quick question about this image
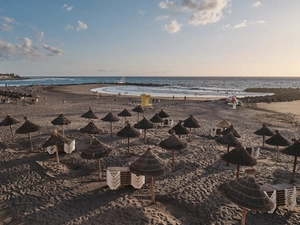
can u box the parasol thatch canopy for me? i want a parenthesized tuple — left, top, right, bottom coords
(117, 122, 140, 156)
(0, 114, 20, 142)
(254, 124, 274, 147)
(157, 109, 169, 119)
(129, 147, 171, 204)
(80, 121, 103, 134)
(183, 115, 200, 128)
(216, 119, 231, 129)
(42, 130, 72, 164)
(101, 112, 120, 122)
(220, 125, 241, 138)
(265, 130, 290, 162)
(168, 120, 190, 138)
(159, 130, 188, 171)
(221, 144, 257, 178)
(81, 108, 98, 120)
(218, 168, 274, 225)
(150, 113, 163, 123)
(281, 138, 300, 182)
(81, 137, 113, 180)
(51, 114, 71, 136)
(16, 117, 41, 152)
(118, 108, 132, 117)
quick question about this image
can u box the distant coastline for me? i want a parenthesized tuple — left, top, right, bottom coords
(0, 73, 29, 80)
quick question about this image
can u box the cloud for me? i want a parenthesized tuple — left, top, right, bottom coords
(138, 10, 146, 15)
(0, 23, 13, 32)
(159, 0, 231, 26)
(98, 69, 117, 72)
(62, 4, 74, 11)
(0, 38, 64, 60)
(221, 24, 231, 30)
(253, 20, 266, 24)
(65, 25, 74, 30)
(76, 20, 88, 31)
(251, 1, 262, 7)
(0, 16, 15, 23)
(155, 15, 169, 21)
(233, 20, 247, 29)
(162, 20, 181, 34)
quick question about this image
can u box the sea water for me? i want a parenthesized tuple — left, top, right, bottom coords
(0, 76, 299, 98)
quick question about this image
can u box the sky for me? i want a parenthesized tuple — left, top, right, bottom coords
(0, 0, 299, 77)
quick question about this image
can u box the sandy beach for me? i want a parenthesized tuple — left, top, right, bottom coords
(0, 84, 299, 225)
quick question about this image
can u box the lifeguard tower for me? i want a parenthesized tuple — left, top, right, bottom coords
(141, 93, 152, 107)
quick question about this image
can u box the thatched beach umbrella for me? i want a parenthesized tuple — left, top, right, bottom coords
(42, 130, 72, 164)
(16, 116, 41, 152)
(183, 115, 200, 139)
(254, 124, 274, 147)
(80, 121, 103, 145)
(134, 117, 154, 144)
(218, 168, 274, 225)
(0, 114, 20, 142)
(51, 114, 71, 136)
(81, 108, 98, 121)
(157, 109, 169, 119)
(221, 144, 257, 178)
(221, 125, 241, 138)
(101, 112, 120, 137)
(118, 108, 132, 123)
(150, 113, 163, 134)
(168, 120, 190, 138)
(265, 130, 290, 162)
(117, 121, 140, 156)
(159, 130, 187, 172)
(129, 147, 171, 204)
(216, 119, 231, 130)
(81, 137, 113, 180)
(132, 105, 144, 122)
(281, 138, 300, 182)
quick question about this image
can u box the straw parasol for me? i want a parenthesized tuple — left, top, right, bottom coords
(16, 116, 41, 152)
(159, 130, 187, 172)
(215, 132, 241, 166)
(157, 109, 169, 119)
(265, 130, 290, 162)
(150, 113, 163, 134)
(80, 121, 103, 145)
(81, 137, 113, 180)
(129, 147, 171, 204)
(51, 114, 71, 136)
(81, 107, 98, 121)
(0, 114, 20, 142)
(254, 124, 274, 148)
(218, 168, 274, 225)
(281, 138, 300, 182)
(168, 120, 190, 138)
(221, 144, 257, 178)
(118, 108, 132, 123)
(116, 121, 140, 156)
(216, 119, 231, 129)
(221, 125, 241, 138)
(134, 117, 154, 144)
(183, 115, 200, 139)
(132, 105, 144, 122)
(42, 130, 72, 164)
(101, 112, 120, 137)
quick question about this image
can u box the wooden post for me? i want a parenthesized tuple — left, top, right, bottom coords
(172, 149, 175, 172)
(262, 135, 265, 147)
(28, 133, 33, 152)
(127, 137, 130, 156)
(241, 207, 247, 225)
(62, 125, 64, 136)
(226, 144, 230, 166)
(56, 145, 59, 164)
(89, 134, 93, 146)
(110, 122, 113, 137)
(144, 130, 146, 144)
(291, 156, 297, 182)
(276, 146, 279, 162)
(10, 125, 14, 142)
(98, 159, 102, 180)
(236, 164, 240, 178)
(150, 176, 155, 204)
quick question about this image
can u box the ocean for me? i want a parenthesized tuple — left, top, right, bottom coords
(0, 76, 299, 98)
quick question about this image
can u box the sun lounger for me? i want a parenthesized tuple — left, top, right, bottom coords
(245, 146, 260, 158)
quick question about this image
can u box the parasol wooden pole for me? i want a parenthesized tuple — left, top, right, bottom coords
(291, 156, 297, 182)
(226, 144, 230, 166)
(89, 134, 93, 145)
(137, 113, 140, 122)
(241, 207, 247, 225)
(236, 164, 240, 178)
(62, 125, 64, 136)
(172, 149, 175, 172)
(28, 132, 33, 152)
(127, 136, 130, 156)
(56, 145, 59, 164)
(276, 146, 279, 162)
(262, 135, 265, 147)
(98, 159, 102, 180)
(110, 122, 113, 137)
(144, 129, 146, 144)
(9, 125, 14, 142)
(150, 176, 155, 204)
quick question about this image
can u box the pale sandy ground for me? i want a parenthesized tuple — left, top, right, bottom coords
(0, 84, 300, 225)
